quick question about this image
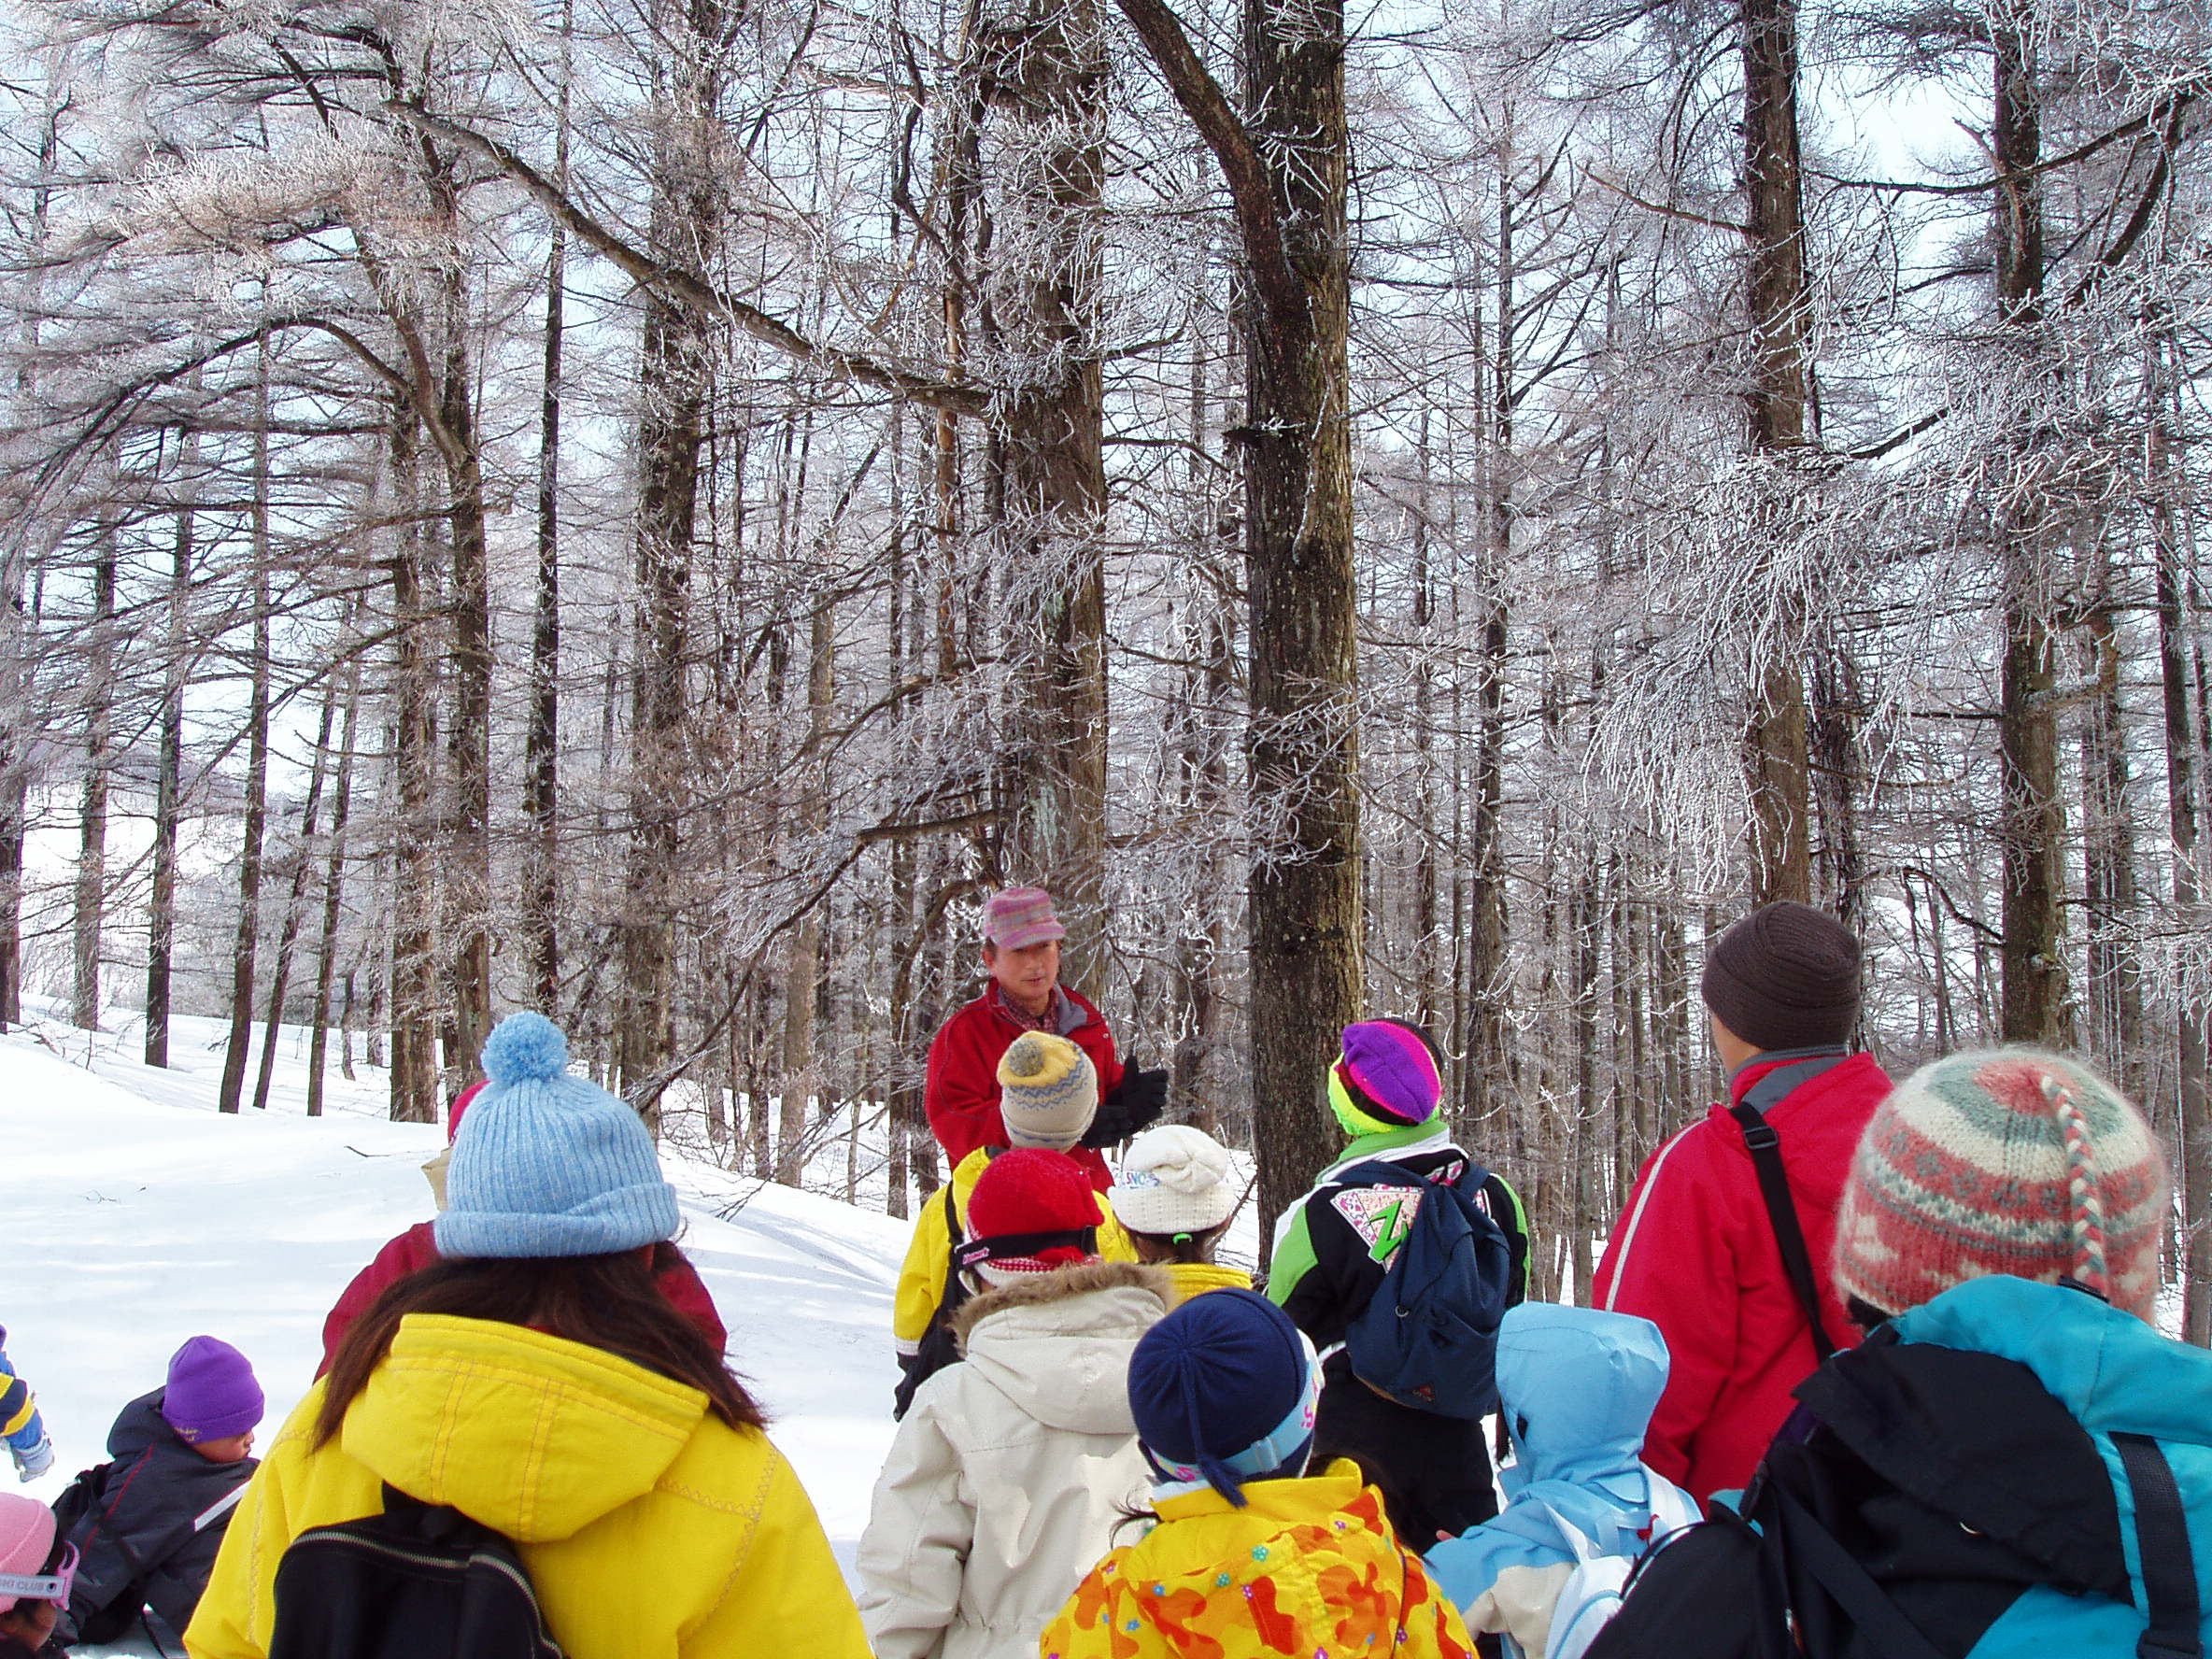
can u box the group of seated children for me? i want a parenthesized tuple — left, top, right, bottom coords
(0, 1334, 265, 1654)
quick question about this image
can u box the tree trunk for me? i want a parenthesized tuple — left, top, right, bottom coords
(72, 533, 115, 1031)
(251, 681, 338, 1113)
(1992, 1, 2071, 1045)
(525, 0, 572, 1012)
(777, 597, 835, 1185)
(306, 648, 362, 1119)
(2078, 593, 2142, 1095)
(218, 354, 274, 1115)
(617, 1, 722, 1117)
(985, 0, 1112, 985)
(1810, 649, 1866, 930)
(1465, 166, 1514, 1126)
(1116, 0, 1363, 1227)
(146, 475, 193, 1068)
(2150, 330, 2212, 1341)
(1739, 0, 1814, 906)
(1169, 330, 1234, 1134)
(437, 275, 496, 1086)
(389, 406, 441, 1125)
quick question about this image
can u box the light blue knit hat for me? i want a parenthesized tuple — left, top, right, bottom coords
(433, 1013, 682, 1260)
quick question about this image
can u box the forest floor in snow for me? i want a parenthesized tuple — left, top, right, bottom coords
(2, 1007, 910, 1655)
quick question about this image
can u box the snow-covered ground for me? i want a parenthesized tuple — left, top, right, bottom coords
(1, 1009, 909, 1652)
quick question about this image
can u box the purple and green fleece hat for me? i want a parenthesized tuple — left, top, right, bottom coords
(1327, 1020, 1443, 1136)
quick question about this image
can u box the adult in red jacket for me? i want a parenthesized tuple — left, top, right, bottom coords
(924, 886, 1166, 1193)
(1591, 900, 1892, 1508)
(317, 1083, 727, 1376)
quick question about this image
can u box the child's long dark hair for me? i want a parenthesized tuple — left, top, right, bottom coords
(318, 1242, 761, 1448)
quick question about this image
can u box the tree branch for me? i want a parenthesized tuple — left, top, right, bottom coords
(2067, 95, 2194, 309)
(1585, 168, 1749, 235)
(389, 104, 989, 416)
(1107, 0, 1307, 333)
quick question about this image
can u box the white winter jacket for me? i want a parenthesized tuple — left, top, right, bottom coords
(858, 1259, 1171, 1659)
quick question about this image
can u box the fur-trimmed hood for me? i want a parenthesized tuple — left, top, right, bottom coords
(951, 1258, 1172, 1342)
(949, 1259, 1171, 1436)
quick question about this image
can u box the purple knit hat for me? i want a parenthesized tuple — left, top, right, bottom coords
(160, 1337, 263, 1444)
(1332, 1021, 1443, 1130)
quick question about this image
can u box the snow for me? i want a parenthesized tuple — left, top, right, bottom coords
(0, 1010, 908, 1652)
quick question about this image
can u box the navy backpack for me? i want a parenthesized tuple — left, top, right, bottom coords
(1340, 1157, 1514, 1419)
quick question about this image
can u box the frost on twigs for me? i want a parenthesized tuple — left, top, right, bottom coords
(109, 135, 366, 267)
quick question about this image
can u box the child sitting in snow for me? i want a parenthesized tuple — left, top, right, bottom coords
(1113, 1125, 1251, 1303)
(50, 1336, 264, 1649)
(1044, 1289, 1476, 1659)
(1425, 1304, 1699, 1659)
(862, 1147, 1170, 1659)
(0, 1494, 71, 1659)
(0, 1329, 50, 1483)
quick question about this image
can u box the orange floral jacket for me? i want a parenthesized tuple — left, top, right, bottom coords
(1042, 1461, 1475, 1659)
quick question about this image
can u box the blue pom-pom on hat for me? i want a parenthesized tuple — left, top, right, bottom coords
(435, 1012, 680, 1261)
(480, 1010, 570, 1085)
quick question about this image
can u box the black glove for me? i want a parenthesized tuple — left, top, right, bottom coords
(1083, 1066, 1170, 1147)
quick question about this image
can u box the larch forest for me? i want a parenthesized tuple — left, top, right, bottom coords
(6, 0, 2212, 1324)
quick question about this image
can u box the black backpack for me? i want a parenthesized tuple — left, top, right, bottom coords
(894, 1184, 978, 1420)
(50, 1460, 146, 1647)
(267, 1484, 562, 1659)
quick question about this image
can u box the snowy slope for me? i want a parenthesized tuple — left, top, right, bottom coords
(0, 1014, 907, 1650)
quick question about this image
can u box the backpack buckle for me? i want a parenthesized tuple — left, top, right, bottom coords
(1740, 1121, 1780, 1154)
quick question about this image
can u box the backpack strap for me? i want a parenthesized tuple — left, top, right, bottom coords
(1771, 1484, 1946, 1659)
(2114, 1433, 2203, 1659)
(938, 1181, 971, 1319)
(1726, 1050, 1849, 1363)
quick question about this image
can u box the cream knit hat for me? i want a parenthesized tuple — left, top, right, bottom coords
(1114, 1124, 1241, 1236)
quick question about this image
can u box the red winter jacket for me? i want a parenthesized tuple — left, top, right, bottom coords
(923, 985, 1124, 1191)
(1590, 1049, 1893, 1506)
(316, 1224, 729, 1378)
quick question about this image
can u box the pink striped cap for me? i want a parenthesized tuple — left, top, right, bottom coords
(984, 887, 1066, 951)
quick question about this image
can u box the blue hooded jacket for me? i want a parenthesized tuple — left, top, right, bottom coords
(1425, 1304, 1698, 1634)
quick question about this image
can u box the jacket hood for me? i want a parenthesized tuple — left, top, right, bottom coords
(1163, 1261, 1255, 1302)
(953, 1260, 1170, 1435)
(1135, 1462, 1439, 1646)
(1895, 1274, 2206, 1442)
(107, 1390, 180, 1461)
(339, 1313, 709, 1543)
(1497, 1303, 1670, 1493)
(1707, 1050, 1892, 1208)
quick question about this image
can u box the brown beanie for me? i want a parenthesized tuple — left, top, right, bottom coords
(1700, 900, 1861, 1051)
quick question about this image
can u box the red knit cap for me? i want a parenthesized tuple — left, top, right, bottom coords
(965, 1149, 1099, 1273)
(1835, 1049, 2167, 1321)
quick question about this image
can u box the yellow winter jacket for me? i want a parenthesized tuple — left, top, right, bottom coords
(894, 1147, 1135, 1352)
(186, 1313, 867, 1659)
(1042, 1460, 1475, 1659)
(1159, 1261, 1255, 1306)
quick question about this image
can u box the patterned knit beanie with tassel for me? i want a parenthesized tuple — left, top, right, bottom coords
(1834, 1048, 2167, 1322)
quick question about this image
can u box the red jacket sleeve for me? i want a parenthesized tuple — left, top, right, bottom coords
(319, 1224, 438, 1379)
(925, 1006, 1002, 1170)
(1591, 1124, 1739, 1495)
(654, 1250, 729, 1354)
